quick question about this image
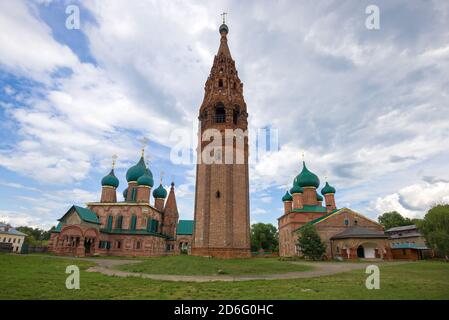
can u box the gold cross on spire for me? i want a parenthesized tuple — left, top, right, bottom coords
(111, 154, 118, 169)
(221, 12, 227, 24)
(160, 171, 165, 184)
(139, 137, 149, 157)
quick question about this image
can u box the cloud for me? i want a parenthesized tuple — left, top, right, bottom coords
(1, 1, 449, 228)
(373, 181, 449, 218)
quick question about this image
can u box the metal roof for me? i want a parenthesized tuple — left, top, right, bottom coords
(176, 220, 194, 235)
(0, 223, 27, 236)
(385, 225, 417, 233)
(331, 226, 388, 240)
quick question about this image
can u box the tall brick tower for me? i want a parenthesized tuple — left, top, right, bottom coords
(192, 17, 251, 258)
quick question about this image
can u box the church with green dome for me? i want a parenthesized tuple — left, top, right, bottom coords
(48, 151, 194, 257)
(279, 160, 393, 260)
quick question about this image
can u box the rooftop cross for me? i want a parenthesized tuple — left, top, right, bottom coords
(221, 12, 227, 24)
(139, 137, 149, 157)
(111, 154, 118, 169)
(160, 170, 164, 184)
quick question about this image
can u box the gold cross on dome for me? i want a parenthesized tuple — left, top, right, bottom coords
(160, 171, 165, 184)
(112, 154, 118, 169)
(139, 137, 149, 157)
(221, 12, 227, 24)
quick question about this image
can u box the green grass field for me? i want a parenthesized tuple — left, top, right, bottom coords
(118, 255, 312, 275)
(1, 254, 448, 299)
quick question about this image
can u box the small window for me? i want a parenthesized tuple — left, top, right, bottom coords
(136, 241, 141, 250)
(116, 241, 121, 249)
(354, 219, 358, 225)
(216, 190, 221, 198)
(130, 215, 137, 230)
(215, 105, 226, 123)
(218, 79, 223, 87)
(115, 216, 123, 229)
(233, 107, 240, 125)
(344, 219, 349, 226)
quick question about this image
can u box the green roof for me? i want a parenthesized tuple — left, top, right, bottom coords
(101, 169, 119, 188)
(126, 156, 147, 182)
(177, 220, 194, 235)
(51, 222, 62, 233)
(295, 161, 320, 188)
(294, 209, 340, 232)
(321, 181, 336, 195)
(153, 184, 167, 199)
(59, 205, 100, 225)
(282, 191, 293, 202)
(291, 205, 327, 213)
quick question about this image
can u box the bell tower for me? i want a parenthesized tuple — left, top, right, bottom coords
(192, 16, 251, 258)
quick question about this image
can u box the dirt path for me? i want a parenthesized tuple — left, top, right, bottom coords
(43, 255, 407, 282)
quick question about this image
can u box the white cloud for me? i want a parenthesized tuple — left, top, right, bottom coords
(373, 182, 449, 219)
(1, 1, 449, 228)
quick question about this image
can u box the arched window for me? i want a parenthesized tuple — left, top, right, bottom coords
(106, 216, 113, 230)
(130, 215, 137, 230)
(215, 104, 226, 123)
(115, 215, 123, 229)
(131, 188, 137, 201)
(233, 106, 240, 125)
(218, 79, 223, 87)
(136, 241, 141, 250)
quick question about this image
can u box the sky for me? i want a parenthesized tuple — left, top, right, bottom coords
(0, 0, 449, 230)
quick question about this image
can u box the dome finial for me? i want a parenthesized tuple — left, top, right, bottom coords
(112, 154, 118, 170)
(160, 170, 164, 184)
(219, 12, 229, 35)
(221, 12, 227, 24)
(139, 137, 149, 158)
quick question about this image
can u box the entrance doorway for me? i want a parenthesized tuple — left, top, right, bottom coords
(357, 245, 364, 258)
(84, 239, 92, 254)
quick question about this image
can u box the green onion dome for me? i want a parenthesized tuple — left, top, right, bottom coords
(321, 182, 336, 195)
(290, 184, 303, 194)
(152, 184, 167, 199)
(219, 23, 229, 34)
(316, 193, 324, 202)
(101, 169, 119, 188)
(282, 191, 293, 202)
(122, 188, 128, 199)
(296, 161, 320, 188)
(126, 157, 147, 182)
(137, 169, 154, 187)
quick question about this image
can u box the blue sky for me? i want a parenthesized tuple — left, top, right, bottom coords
(1, 0, 449, 229)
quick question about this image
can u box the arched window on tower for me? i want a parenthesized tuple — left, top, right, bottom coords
(233, 106, 240, 125)
(215, 103, 226, 123)
(218, 79, 223, 88)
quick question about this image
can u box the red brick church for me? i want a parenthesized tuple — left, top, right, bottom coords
(278, 161, 393, 260)
(48, 152, 194, 257)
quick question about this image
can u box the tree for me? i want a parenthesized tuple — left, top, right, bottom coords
(250, 223, 278, 252)
(16, 226, 51, 245)
(419, 204, 449, 260)
(296, 224, 326, 260)
(378, 211, 413, 230)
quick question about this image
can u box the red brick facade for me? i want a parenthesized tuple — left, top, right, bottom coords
(192, 23, 251, 258)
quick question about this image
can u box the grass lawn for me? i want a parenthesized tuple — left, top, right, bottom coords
(118, 255, 312, 275)
(1, 254, 448, 299)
